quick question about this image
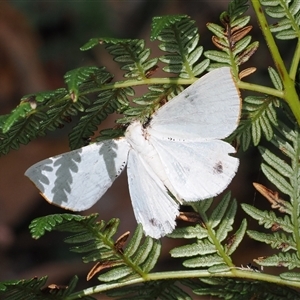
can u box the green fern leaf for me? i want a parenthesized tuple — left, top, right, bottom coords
(68, 87, 132, 149)
(215, 199, 237, 243)
(254, 252, 300, 269)
(156, 16, 207, 78)
(97, 266, 133, 282)
(235, 121, 252, 151)
(280, 272, 300, 282)
(183, 253, 225, 268)
(242, 203, 293, 232)
(167, 224, 209, 239)
(260, 0, 300, 40)
(170, 239, 217, 258)
(150, 15, 188, 40)
(119, 85, 174, 124)
(170, 193, 240, 270)
(271, 131, 295, 159)
(268, 66, 283, 90)
(247, 230, 296, 251)
(205, 1, 257, 69)
(82, 37, 158, 80)
(225, 218, 247, 255)
(2, 102, 32, 133)
(29, 214, 83, 239)
(227, 0, 249, 21)
(259, 146, 294, 178)
(243, 118, 300, 272)
(191, 277, 300, 300)
(210, 192, 233, 228)
(64, 66, 112, 102)
(0, 276, 95, 300)
(261, 163, 293, 196)
(236, 95, 279, 149)
(30, 214, 161, 282)
(109, 38, 158, 79)
(204, 50, 231, 64)
(0, 85, 101, 155)
(0, 277, 48, 300)
(106, 280, 192, 300)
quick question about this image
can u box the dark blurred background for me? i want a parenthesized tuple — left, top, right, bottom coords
(0, 1, 287, 298)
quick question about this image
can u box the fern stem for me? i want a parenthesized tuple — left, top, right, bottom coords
(66, 269, 300, 299)
(238, 81, 284, 98)
(290, 39, 300, 80)
(292, 131, 300, 256)
(191, 204, 236, 271)
(251, 0, 300, 126)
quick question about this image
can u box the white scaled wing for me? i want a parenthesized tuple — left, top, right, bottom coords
(149, 137, 239, 201)
(25, 138, 130, 211)
(148, 67, 241, 140)
(127, 149, 179, 239)
(145, 67, 241, 202)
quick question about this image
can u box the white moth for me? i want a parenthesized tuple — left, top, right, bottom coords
(25, 67, 241, 239)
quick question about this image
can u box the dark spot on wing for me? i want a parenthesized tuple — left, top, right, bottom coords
(213, 161, 223, 174)
(166, 136, 185, 142)
(150, 218, 158, 226)
(115, 161, 127, 177)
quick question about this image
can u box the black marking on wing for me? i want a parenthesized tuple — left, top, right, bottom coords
(213, 161, 223, 174)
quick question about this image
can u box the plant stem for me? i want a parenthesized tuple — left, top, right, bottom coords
(251, 0, 300, 125)
(67, 269, 300, 299)
(238, 81, 284, 98)
(292, 132, 300, 256)
(290, 39, 300, 80)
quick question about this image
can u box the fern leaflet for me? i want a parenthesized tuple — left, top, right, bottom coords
(29, 214, 161, 283)
(260, 0, 300, 40)
(169, 193, 247, 270)
(242, 119, 300, 274)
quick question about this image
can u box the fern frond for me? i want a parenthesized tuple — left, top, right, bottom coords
(242, 203, 293, 232)
(0, 88, 69, 154)
(205, 1, 258, 70)
(247, 230, 297, 252)
(243, 119, 300, 269)
(105, 280, 192, 300)
(235, 95, 279, 150)
(64, 66, 113, 101)
(254, 252, 300, 270)
(260, 0, 300, 40)
(69, 87, 133, 149)
(0, 276, 95, 300)
(169, 193, 247, 269)
(153, 15, 209, 78)
(260, 122, 299, 200)
(247, 230, 296, 251)
(187, 277, 300, 300)
(29, 214, 161, 283)
(82, 38, 158, 80)
(117, 84, 176, 125)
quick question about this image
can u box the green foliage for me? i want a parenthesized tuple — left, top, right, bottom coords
(261, 0, 300, 40)
(169, 193, 246, 269)
(154, 15, 209, 78)
(0, 276, 95, 300)
(30, 214, 161, 281)
(236, 94, 279, 150)
(242, 118, 300, 273)
(205, 0, 258, 71)
(105, 280, 192, 300)
(190, 278, 300, 300)
(2, 0, 300, 299)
